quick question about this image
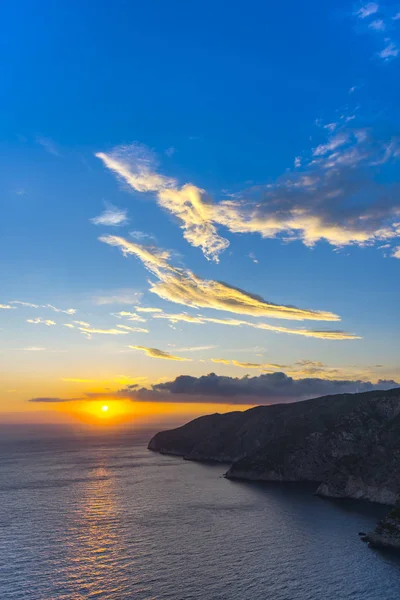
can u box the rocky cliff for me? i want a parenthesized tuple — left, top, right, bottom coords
(148, 387, 400, 549)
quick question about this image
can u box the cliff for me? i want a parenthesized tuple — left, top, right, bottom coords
(148, 387, 400, 550)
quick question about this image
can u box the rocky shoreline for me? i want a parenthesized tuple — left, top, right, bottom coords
(148, 387, 400, 551)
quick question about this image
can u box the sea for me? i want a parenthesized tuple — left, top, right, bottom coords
(0, 428, 399, 600)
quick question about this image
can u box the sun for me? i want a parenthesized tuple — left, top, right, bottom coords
(101, 405, 109, 412)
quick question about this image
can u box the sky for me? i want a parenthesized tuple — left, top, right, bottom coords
(1, 0, 400, 427)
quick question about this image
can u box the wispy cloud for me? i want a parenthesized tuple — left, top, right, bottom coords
(27, 318, 56, 326)
(176, 345, 217, 352)
(73, 321, 90, 327)
(45, 304, 76, 315)
(127, 345, 191, 361)
(9, 301, 39, 308)
(354, 3, 399, 61)
(90, 202, 129, 226)
(135, 306, 163, 313)
(369, 18, 385, 31)
(0, 304, 16, 310)
(111, 311, 147, 322)
(152, 311, 360, 340)
(248, 252, 258, 264)
(379, 40, 399, 59)
(96, 143, 229, 262)
(392, 246, 400, 258)
(207, 357, 381, 380)
(29, 397, 83, 403)
(356, 3, 379, 19)
(129, 231, 157, 242)
(78, 326, 129, 336)
(63, 323, 75, 329)
(116, 324, 149, 333)
(100, 236, 343, 323)
(23, 347, 46, 351)
(93, 289, 142, 305)
(97, 132, 400, 260)
(10, 301, 76, 314)
(36, 136, 60, 156)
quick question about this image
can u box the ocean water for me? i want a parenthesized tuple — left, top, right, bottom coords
(0, 431, 399, 600)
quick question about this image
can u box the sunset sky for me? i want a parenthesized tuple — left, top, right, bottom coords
(1, 1, 400, 426)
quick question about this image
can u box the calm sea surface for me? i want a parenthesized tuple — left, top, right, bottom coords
(0, 431, 399, 599)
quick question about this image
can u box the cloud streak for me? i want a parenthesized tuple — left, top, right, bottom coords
(116, 324, 149, 333)
(91, 202, 129, 226)
(27, 318, 56, 326)
(127, 345, 191, 361)
(96, 144, 229, 262)
(152, 311, 360, 340)
(97, 131, 400, 261)
(100, 235, 343, 324)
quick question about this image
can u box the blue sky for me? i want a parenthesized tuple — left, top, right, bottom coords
(1, 1, 400, 423)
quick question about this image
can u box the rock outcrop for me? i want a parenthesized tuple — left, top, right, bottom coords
(148, 387, 400, 550)
(363, 501, 400, 550)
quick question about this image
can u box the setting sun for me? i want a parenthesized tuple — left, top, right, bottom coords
(101, 405, 109, 412)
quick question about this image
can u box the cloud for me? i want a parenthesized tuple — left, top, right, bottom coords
(312, 132, 350, 156)
(214, 130, 400, 250)
(379, 40, 399, 59)
(27, 318, 56, 326)
(61, 375, 147, 385)
(93, 289, 142, 305)
(176, 345, 217, 352)
(73, 321, 90, 327)
(100, 236, 342, 323)
(97, 132, 400, 260)
(153, 311, 360, 340)
(369, 18, 385, 31)
(36, 136, 60, 156)
(45, 304, 76, 315)
(29, 397, 82, 403)
(206, 358, 383, 382)
(90, 202, 129, 226)
(248, 252, 258, 264)
(131, 372, 399, 404)
(63, 323, 75, 329)
(96, 144, 175, 192)
(356, 3, 379, 19)
(154, 312, 205, 324)
(9, 301, 76, 314)
(353, 4, 399, 62)
(111, 311, 147, 322)
(23, 347, 46, 351)
(0, 304, 16, 310)
(211, 358, 232, 365)
(129, 231, 157, 242)
(392, 246, 400, 258)
(9, 301, 39, 308)
(116, 324, 149, 333)
(78, 326, 129, 336)
(127, 345, 191, 361)
(96, 143, 229, 262)
(135, 306, 163, 313)
(211, 358, 287, 370)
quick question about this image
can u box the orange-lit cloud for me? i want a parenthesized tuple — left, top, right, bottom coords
(100, 235, 342, 323)
(153, 311, 360, 340)
(127, 345, 192, 361)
